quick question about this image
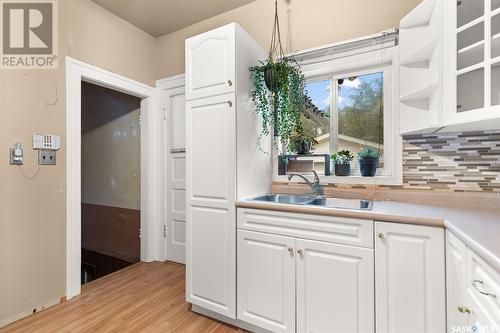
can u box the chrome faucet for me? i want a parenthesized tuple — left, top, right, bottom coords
(287, 171, 324, 196)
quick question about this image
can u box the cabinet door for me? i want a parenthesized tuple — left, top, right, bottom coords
(375, 222, 445, 333)
(185, 24, 235, 100)
(186, 94, 236, 318)
(446, 231, 469, 332)
(296, 239, 374, 333)
(237, 230, 295, 333)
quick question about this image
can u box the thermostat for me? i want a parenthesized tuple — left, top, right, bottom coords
(33, 134, 60, 151)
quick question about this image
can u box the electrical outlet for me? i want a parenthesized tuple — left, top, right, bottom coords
(38, 150, 56, 165)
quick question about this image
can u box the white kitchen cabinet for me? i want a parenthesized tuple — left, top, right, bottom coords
(296, 238, 374, 333)
(445, 230, 500, 333)
(237, 230, 296, 333)
(186, 94, 236, 317)
(237, 208, 374, 333)
(185, 23, 270, 319)
(375, 221, 445, 333)
(185, 24, 235, 100)
(399, 0, 500, 134)
(446, 231, 469, 332)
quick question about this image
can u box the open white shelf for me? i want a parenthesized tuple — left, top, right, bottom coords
(400, 82, 438, 102)
(399, 26, 438, 66)
(400, 39, 438, 66)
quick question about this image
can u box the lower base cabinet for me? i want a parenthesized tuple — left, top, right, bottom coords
(237, 229, 374, 333)
(446, 231, 500, 333)
(235, 209, 447, 333)
(375, 221, 446, 333)
(296, 238, 374, 333)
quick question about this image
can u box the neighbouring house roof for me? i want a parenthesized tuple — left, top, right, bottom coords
(315, 133, 384, 149)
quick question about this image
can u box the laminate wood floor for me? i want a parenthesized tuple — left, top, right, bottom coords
(1, 262, 244, 333)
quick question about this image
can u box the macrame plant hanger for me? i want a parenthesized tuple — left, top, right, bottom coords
(265, 0, 286, 138)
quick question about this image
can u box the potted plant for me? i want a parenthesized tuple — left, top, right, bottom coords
(331, 150, 354, 176)
(250, 57, 306, 151)
(290, 133, 317, 155)
(358, 146, 380, 177)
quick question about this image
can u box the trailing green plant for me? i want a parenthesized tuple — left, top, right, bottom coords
(250, 58, 327, 153)
(250, 58, 305, 151)
(331, 150, 354, 164)
(357, 146, 380, 160)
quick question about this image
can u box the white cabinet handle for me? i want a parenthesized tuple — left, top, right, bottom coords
(471, 280, 497, 298)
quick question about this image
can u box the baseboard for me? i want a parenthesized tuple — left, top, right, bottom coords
(190, 304, 272, 333)
(0, 297, 62, 328)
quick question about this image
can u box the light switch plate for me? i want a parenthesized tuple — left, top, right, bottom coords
(38, 150, 56, 165)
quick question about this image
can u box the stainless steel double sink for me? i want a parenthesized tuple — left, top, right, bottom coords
(248, 194, 373, 211)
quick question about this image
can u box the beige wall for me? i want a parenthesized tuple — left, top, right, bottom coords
(155, 0, 422, 79)
(0, 0, 155, 326)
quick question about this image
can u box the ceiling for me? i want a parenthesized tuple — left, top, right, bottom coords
(92, 0, 256, 37)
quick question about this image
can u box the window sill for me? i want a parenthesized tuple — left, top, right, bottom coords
(274, 173, 403, 186)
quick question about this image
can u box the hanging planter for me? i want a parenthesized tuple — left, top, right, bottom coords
(249, 0, 326, 152)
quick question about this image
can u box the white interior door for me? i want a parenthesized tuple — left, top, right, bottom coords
(237, 230, 296, 333)
(164, 85, 186, 264)
(186, 93, 236, 318)
(375, 221, 445, 333)
(185, 24, 235, 100)
(296, 238, 374, 333)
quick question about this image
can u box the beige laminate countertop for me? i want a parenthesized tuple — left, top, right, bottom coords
(236, 199, 500, 272)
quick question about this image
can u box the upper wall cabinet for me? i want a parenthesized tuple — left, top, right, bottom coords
(185, 24, 236, 100)
(400, 0, 500, 134)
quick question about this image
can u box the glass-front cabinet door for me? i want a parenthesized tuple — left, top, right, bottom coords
(443, 0, 500, 125)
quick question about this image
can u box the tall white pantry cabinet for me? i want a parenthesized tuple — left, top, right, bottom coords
(184, 23, 271, 319)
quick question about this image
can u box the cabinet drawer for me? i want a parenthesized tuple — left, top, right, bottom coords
(466, 248, 500, 328)
(237, 208, 373, 248)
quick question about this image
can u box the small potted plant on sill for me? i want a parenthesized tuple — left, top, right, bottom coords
(331, 150, 354, 176)
(290, 133, 317, 155)
(358, 146, 380, 177)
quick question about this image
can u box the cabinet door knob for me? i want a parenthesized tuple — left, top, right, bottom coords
(297, 249, 303, 255)
(288, 247, 294, 254)
(227, 80, 233, 86)
(378, 233, 385, 239)
(227, 101, 232, 107)
(472, 280, 497, 298)
(457, 306, 471, 314)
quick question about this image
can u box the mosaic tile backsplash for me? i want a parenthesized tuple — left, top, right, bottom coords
(400, 130, 500, 193)
(324, 130, 500, 193)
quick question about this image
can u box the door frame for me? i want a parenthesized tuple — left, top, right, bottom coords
(157, 74, 186, 263)
(65, 57, 162, 299)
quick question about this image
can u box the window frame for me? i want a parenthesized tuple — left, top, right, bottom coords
(274, 46, 402, 185)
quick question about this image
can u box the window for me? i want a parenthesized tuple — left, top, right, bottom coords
(280, 43, 402, 185)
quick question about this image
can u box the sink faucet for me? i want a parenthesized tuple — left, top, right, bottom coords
(287, 171, 324, 196)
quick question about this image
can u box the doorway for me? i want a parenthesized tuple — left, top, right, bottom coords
(80, 82, 141, 284)
(66, 57, 162, 299)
